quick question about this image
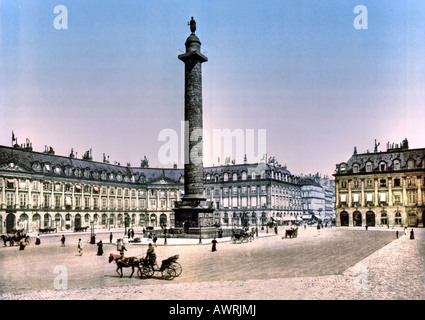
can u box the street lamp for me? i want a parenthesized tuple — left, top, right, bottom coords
(163, 223, 168, 245)
(90, 220, 95, 244)
(199, 214, 202, 245)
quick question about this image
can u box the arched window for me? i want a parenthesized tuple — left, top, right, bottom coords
(223, 173, 229, 182)
(393, 159, 401, 171)
(365, 161, 373, 172)
(381, 212, 388, 225)
(395, 211, 402, 225)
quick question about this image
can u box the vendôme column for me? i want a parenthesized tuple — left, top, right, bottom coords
(173, 17, 215, 235)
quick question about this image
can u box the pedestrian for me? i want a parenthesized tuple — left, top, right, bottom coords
(211, 238, 218, 252)
(404, 226, 407, 235)
(131, 229, 134, 239)
(60, 235, 66, 247)
(146, 243, 156, 267)
(77, 238, 83, 255)
(109, 232, 113, 244)
(396, 230, 399, 239)
(35, 234, 41, 245)
(255, 227, 258, 237)
(117, 239, 127, 257)
(410, 229, 415, 240)
(19, 238, 25, 251)
(274, 226, 278, 235)
(153, 234, 158, 247)
(97, 240, 104, 256)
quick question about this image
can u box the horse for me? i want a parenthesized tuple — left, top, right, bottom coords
(1, 234, 16, 246)
(108, 253, 141, 278)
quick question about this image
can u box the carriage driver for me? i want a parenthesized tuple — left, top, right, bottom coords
(146, 243, 156, 267)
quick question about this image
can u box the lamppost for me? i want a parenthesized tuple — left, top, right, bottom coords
(198, 214, 202, 245)
(90, 220, 95, 244)
(124, 213, 128, 237)
(163, 223, 168, 245)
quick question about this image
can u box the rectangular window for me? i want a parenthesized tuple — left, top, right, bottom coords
(84, 196, 90, 209)
(55, 195, 61, 209)
(394, 194, 401, 204)
(75, 196, 81, 209)
(380, 179, 386, 187)
(140, 199, 145, 209)
(394, 178, 401, 187)
(33, 194, 39, 208)
(6, 192, 14, 206)
(20, 193, 27, 208)
(44, 194, 51, 209)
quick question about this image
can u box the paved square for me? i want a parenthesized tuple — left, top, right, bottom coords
(0, 226, 423, 300)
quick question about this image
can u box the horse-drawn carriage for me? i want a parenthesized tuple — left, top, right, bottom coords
(285, 227, 298, 238)
(74, 226, 89, 232)
(108, 253, 182, 281)
(231, 229, 254, 244)
(138, 254, 182, 280)
(1, 229, 31, 246)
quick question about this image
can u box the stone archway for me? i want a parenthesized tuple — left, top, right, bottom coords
(18, 213, 29, 231)
(32, 213, 41, 231)
(150, 213, 157, 227)
(366, 211, 375, 227)
(408, 211, 418, 227)
(74, 214, 82, 229)
(159, 213, 167, 227)
(340, 211, 349, 226)
(6, 213, 16, 232)
(353, 211, 362, 227)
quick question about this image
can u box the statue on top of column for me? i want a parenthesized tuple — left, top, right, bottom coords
(189, 17, 196, 34)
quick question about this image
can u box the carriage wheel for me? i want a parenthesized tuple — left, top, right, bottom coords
(171, 262, 182, 277)
(231, 236, 236, 244)
(140, 266, 154, 278)
(162, 267, 176, 280)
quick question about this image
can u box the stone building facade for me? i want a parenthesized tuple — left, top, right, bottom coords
(334, 139, 425, 228)
(0, 143, 330, 233)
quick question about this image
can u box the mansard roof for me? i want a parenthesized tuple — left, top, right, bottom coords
(0, 145, 183, 185)
(335, 147, 425, 175)
(0, 145, 313, 187)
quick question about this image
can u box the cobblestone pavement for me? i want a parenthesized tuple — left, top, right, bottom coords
(0, 227, 423, 300)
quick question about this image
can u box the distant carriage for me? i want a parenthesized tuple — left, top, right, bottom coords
(285, 227, 298, 238)
(1, 229, 31, 246)
(231, 228, 254, 244)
